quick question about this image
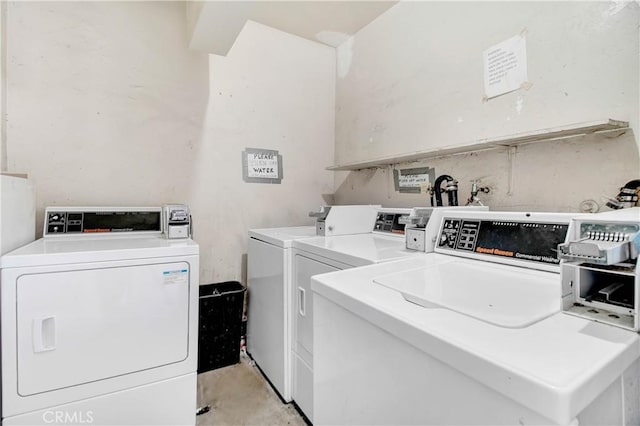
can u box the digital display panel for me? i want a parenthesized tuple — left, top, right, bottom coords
(439, 218, 569, 265)
(81, 211, 161, 233)
(473, 221, 569, 264)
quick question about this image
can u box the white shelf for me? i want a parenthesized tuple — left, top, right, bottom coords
(327, 119, 630, 171)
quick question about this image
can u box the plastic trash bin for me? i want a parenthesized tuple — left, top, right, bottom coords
(198, 281, 246, 373)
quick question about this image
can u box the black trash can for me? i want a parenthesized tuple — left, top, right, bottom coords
(198, 281, 246, 373)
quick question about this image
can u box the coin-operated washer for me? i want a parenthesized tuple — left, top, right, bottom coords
(288, 206, 421, 421)
(311, 210, 640, 426)
(246, 204, 383, 404)
(559, 207, 640, 331)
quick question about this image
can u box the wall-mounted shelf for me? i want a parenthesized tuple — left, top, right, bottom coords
(327, 119, 630, 171)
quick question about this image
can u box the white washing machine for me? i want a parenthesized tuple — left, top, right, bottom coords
(289, 205, 488, 421)
(0, 207, 199, 425)
(290, 209, 423, 422)
(311, 210, 640, 425)
(246, 205, 384, 402)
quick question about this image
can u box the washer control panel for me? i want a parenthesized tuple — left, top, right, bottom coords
(439, 219, 480, 251)
(374, 212, 409, 234)
(437, 217, 569, 266)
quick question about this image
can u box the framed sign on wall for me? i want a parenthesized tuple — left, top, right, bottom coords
(242, 148, 283, 184)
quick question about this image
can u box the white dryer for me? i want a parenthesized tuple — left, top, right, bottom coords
(0, 207, 199, 425)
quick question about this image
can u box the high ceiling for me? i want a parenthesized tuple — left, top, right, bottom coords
(187, 1, 398, 55)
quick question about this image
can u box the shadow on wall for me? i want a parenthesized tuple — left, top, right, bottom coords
(334, 131, 639, 213)
(183, 20, 336, 285)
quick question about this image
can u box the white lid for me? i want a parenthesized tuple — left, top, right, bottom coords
(374, 258, 559, 328)
(292, 233, 418, 267)
(1, 235, 199, 268)
(249, 226, 317, 248)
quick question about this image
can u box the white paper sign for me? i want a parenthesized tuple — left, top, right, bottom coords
(483, 34, 527, 99)
(398, 173, 430, 188)
(247, 152, 279, 179)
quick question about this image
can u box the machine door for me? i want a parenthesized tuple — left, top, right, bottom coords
(293, 254, 341, 362)
(16, 262, 190, 396)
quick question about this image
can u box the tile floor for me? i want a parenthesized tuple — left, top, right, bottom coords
(196, 353, 306, 426)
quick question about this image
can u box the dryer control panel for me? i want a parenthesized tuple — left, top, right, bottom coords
(44, 207, 162, 236)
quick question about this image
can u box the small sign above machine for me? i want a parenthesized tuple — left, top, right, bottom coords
(242, 148, 283, 184)
(393, 167, 434, 194)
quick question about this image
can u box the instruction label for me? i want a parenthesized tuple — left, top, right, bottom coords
(163, 269, 188, 285)
(393, 167, 434, 194)
(483, 34, 528, 99)
(398, 173, 430, 188)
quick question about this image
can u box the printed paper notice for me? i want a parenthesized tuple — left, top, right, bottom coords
(398, 173, 430, 189)
(247, 152, 279, 179)
(483, 34, 527, 99)
(393, 167, 433, 194)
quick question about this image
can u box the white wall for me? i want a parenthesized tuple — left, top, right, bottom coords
(6, 1, 208, 208)
(189, 20, 335, 281)
(4, 2, 335, 284)
(0, 1, 6, 171)
(334, 1, 639, 211)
